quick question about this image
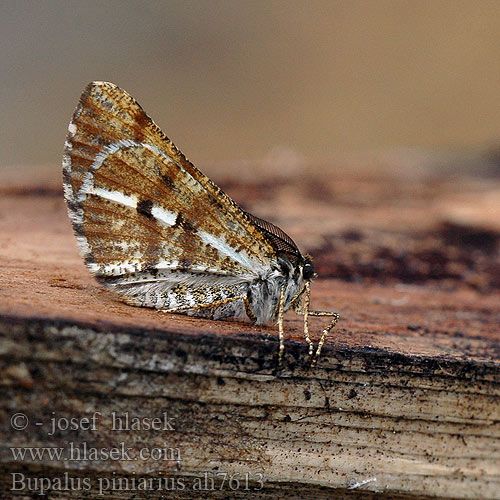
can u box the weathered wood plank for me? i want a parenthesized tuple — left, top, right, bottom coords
(0, 163, 499, 499)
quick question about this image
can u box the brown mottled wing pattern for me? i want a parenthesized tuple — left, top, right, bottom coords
(63, 81, 275, 287)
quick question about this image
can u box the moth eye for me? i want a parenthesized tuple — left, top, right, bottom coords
(303, 262, 314, 280)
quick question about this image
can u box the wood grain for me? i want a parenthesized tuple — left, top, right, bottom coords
(0, 161, 499, 499)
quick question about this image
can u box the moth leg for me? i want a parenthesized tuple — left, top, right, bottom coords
(292, 282, 314, 357)
(293, 282, 340, 367)
(307, 309, 340, 367)
(278, 285, 286, 367)
(244, 293, 257, 323)
(159, 295, 247, 314)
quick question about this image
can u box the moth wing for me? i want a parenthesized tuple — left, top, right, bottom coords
(63, 81, 275, 288)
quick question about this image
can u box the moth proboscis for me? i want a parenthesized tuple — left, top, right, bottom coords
(62, 81, 339, 368)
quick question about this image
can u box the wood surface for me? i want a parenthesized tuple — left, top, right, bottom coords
(0, 159, 499, 499)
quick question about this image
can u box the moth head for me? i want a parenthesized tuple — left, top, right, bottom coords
(302, 254, 315, 281)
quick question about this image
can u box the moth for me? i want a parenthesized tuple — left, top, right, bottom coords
(63, 81, 339, 367)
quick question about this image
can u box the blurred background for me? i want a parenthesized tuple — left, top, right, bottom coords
(1, 0, 500, 172)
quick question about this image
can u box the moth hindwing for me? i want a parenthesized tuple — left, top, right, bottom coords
(63, 81, 339, 367)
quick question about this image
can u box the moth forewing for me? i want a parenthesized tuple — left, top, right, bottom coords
(63, 81, 339, 368)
